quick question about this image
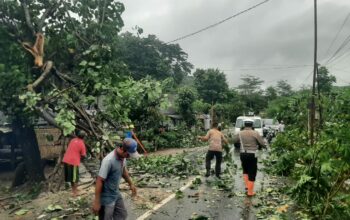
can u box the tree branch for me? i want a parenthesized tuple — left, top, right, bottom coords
(52, 67, 77, 85)
(28, 61, 53, 91)
(20, 0, 36, 35)
(22, 33, 45, 67)
(37, 0, 64, 32)
(67, 99, 99, 138)
(34, 106, 59, 128)
(99, 0, 107, 28)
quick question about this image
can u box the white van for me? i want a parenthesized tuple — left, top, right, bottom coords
(234, 116, 263, 137)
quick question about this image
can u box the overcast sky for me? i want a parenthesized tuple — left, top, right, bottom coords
(119, 0, 350, 89)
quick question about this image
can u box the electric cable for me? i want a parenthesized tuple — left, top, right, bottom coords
(166, 0, 271, 44)
(324, 12, 350, 58)
(324, 32, 350, 65)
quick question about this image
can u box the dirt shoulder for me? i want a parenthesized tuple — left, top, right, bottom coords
(0, 146, 207, 220)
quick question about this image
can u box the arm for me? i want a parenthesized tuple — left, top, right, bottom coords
(256, 133, 266, 149)
(92, 176, 104, 215)
(233, 134, 240, 144)
(122, 166, 137, 196)
(199, 130, 211, 141)
(221, 133, 228, 145)
(81, 141, 87, 157)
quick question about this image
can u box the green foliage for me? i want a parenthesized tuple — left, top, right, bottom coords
(0, 64, 32, 116)
(265, 86, 278, 101)
(267, 87, 350, 219)
(19, 91, 42, 111)
(118, 32, 193, 84)
(103, 77, 170, 128)
(176, 87, 196, 127)
(141, 124, 201, 151)
(175, 190, 184, 199)
(55, 109, 76, 136)
(193, 68, 229, 103)
(237, 74, 264, 95)
(317, 66, 336, 95)
(193, 100, 211, 114)
(237, 74, 267, 114)
(128, 154, 201, 177)
(276, 80, 293, 97)
(214, 102, 246, 124)
(0, 0, 189, 145)
(265, 90, 309, 127)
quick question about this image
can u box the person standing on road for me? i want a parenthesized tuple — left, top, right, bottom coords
(234, 119, 266, 196)
(92, 138, 139, 220)
(278, 120, 285, 132)
(62, 130, 87, 197)
(198, 122, 228, 179)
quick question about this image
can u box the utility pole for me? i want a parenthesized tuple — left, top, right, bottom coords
(310, 0, 318, 146)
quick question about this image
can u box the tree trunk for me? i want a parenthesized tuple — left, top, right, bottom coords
(12, 119, 45, 183)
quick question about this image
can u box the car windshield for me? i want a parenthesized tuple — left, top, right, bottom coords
(235, 119, 262, 128)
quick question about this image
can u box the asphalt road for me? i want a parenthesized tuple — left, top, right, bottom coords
(133, 147, 267, 220)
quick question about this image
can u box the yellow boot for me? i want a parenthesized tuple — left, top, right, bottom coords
(247, 181, 255, 197)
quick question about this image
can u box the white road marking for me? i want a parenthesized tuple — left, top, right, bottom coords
(136, 177, 196, 220)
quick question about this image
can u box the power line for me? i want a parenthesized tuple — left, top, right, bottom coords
(166, 0, 271, 44)
(323, 12, 350, 58)
(327, 47, 350, 67)
(324, 31, 350, 65)
(221, 65, 311, 71)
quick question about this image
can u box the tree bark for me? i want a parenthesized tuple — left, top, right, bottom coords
(12, 118, 45, 184)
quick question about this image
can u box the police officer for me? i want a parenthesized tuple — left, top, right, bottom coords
(235, 119, 266, 196)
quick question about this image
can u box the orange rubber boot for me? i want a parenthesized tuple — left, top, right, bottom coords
(247, 181, 255, 197)
(243, 174, 248, 190)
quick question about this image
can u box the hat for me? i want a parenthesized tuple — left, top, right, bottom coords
(243, 119, 254, 126)
(122, 138, 140, 158)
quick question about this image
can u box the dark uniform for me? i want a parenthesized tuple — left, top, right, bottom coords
(234, 119, 266, 196)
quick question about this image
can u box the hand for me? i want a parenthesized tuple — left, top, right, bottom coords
(130, 184, 137, 197)
(197, 136, 202, 141)
(92, 200, 101, 215)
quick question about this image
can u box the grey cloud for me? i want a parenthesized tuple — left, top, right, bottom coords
(120, 0, 350, 89)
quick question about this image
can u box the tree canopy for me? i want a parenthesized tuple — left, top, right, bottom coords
(193, 68, 229, 104)
(118, 32, 193, 84)
(276, 80, 293, 97)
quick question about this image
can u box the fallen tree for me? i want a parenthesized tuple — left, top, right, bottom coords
(0, 0, 170, 189)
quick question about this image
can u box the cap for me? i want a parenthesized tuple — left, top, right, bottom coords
(77, 130, 87, 138)
(122, 138, 140, 158)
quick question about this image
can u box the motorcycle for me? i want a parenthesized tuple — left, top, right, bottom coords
(266, 127, 277, 144)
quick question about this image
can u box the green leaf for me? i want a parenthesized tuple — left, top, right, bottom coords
(15, 209, 29, 216)
(175, 190, 184, 199)
(79, 60, 88, 66)
(45, 204, 63, 212)
(320, 162, 332, 173)
(102, 135, 109, 141)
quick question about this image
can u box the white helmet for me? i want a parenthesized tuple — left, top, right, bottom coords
(243, 118, 254, 126)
